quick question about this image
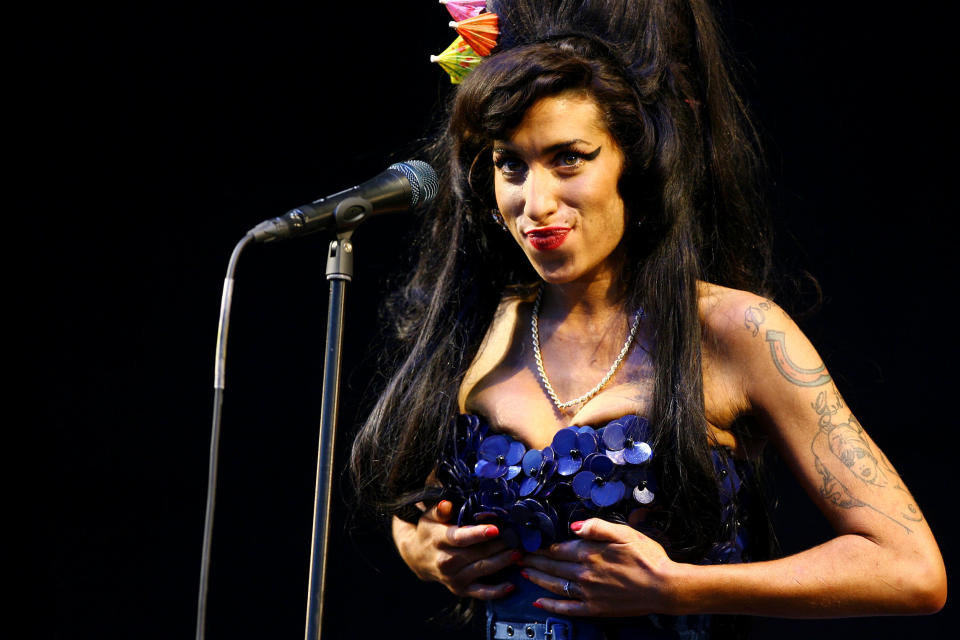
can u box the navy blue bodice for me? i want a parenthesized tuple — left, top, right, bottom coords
(436, 413, 752, 639)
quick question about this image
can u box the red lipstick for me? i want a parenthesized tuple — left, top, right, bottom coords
(524, 226, 570, 251)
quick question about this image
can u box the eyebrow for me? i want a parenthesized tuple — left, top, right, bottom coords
(493, 139, 598, 156)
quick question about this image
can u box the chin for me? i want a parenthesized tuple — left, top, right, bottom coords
(532, 264, 580, 285)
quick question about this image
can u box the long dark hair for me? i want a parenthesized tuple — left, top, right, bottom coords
(351, 0, 771, 562)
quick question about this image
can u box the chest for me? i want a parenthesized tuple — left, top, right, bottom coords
(461, 302, 745, 450)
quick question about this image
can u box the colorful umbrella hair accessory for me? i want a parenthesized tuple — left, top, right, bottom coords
(431, 36, 483, 84)
(449, 11, 499, 57)
(439, 0, 487, 22)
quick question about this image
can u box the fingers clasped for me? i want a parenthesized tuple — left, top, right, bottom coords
(517, 518, 675, 617)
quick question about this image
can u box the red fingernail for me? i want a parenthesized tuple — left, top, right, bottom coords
(532, 600, 544, 609)
(571, 521, 584, 532)
(510, 551, 523, 563)
(484, 526, 500, 538)
(505, 584, 516, 594)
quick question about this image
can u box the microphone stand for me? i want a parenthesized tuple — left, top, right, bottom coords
(304, 228, 354, 640)
(199, 173, 429, 639)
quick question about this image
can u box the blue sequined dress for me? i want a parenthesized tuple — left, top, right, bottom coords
(436, 414, 752, 640)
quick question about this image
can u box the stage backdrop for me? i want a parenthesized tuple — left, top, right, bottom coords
(34, 2, 955, 638)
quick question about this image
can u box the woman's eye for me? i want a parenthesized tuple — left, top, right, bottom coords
(495, 157, 525, 175)
(557, 146, 600, 169)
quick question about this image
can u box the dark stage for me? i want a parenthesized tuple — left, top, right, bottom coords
(33, 2, 955, 638)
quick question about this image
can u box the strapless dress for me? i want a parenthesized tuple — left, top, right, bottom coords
(436, 413, 751, 640)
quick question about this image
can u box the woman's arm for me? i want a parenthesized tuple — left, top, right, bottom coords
(392, 500, 521, 599)
(523, 290, 945, 617)
(689, 292, 945, 614)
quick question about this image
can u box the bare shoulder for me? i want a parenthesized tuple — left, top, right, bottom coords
(696, 282, 789, 352)
(695, 281, 830, 405)
(694, 283, 786, 434)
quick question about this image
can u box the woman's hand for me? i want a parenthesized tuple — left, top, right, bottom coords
(520, 518, 679, 617)
(392, 500, 521, 599)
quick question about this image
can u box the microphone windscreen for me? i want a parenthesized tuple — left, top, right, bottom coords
(388, 160, 440, 207)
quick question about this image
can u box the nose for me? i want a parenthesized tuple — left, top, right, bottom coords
(522, 166, 558, 222)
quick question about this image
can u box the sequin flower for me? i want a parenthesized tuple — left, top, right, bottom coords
(507, 498, 559, 552)
(601, 415, 653, 465)
(475, 434, 525, 479)
(438, 415, 669, 551)
(572, 452, 626, 507)
(518, 446, 557, 497)
(552, 426, 601, 476)
(623, 464, 657, 505)
(471, 477, 517, 522)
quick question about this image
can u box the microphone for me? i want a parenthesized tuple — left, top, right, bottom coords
(249, 160, 439, 243)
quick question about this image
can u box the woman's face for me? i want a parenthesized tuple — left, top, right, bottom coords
(493, 91, 627, 286)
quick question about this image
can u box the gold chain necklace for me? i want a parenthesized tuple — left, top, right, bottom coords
(530, 287, 643, 411)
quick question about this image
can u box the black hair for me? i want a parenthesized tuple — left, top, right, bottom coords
(351, 0, 772, 564)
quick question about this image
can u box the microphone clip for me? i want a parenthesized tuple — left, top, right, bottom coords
(249, 196, 373, 243)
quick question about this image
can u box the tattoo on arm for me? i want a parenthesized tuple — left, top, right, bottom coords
(742, 300, 923, 529)
(811, 387, 843, 428)
(765, 330, 832, 387)
(743, 301, 830, 386)
(743, 301, 772, 336)
(810, 388, 923, 531)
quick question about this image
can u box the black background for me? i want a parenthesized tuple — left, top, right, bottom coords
(30, 2, 956, 638)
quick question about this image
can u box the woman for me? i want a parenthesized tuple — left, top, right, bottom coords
(351, 1, 946, 637)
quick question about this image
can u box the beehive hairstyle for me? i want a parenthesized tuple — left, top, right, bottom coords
(351, 0, 772, 563)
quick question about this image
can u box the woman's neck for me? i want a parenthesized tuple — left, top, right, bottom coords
(540, 275, 625, 330)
